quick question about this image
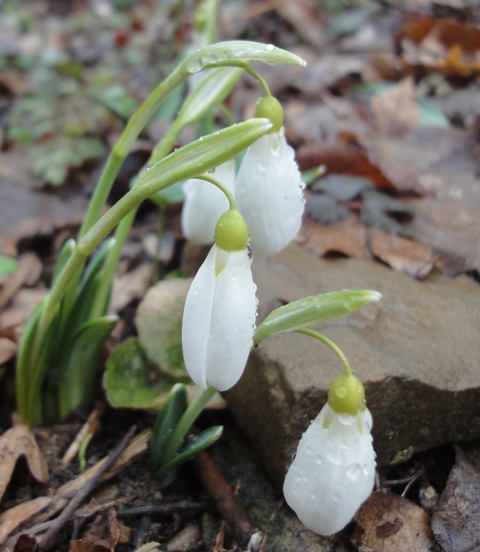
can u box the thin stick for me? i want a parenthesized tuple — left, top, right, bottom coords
(40, 426, 136, 550)
(192, 450, 260, 548)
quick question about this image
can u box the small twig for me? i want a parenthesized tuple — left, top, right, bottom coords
(61, 402, 105, 468)
(40, 426, 136, 550)
(116, 501, 213, 519)
(401, 473, 421, 497)
(192, 450, 260, 549)
(258, 499, 283, 552)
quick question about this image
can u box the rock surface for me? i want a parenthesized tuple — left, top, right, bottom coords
(225, 244, 480, 487)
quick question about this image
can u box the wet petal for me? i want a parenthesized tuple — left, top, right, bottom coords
(205, 248, 257, 391)
(181, 160, 236, 245)
(235, 129, 304, 256)
(181, 246, 217, 388)
(181, 246, 257, 391)
(283, 404, 376, 536)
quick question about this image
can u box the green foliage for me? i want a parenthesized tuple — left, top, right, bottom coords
(103, 338, 177, 409)
(0, 256, 18, 275)
(254, 290, 381, 345)
(149, 384, 222, 488)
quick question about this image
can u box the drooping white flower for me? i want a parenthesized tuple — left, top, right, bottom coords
(234, 127, 304, 257)
(181, 210, 257, 392)
(283, 403, 375, 536)
(181, 160, 236, 245)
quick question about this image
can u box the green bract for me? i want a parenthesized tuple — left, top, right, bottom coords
(254, 290, 381, 345)
(214, 209, 249, 251)
(254, 96, 284, 133)
(185, 41, 307, 73)
(78, 118, 272, 256)
(327, 373, 366, 416)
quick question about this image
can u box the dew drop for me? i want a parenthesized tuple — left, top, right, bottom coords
(207, 167, 216, 174)
(363, 463, 374, 476)
(186, 57, 204, 73)
(301, 474, 308, 483)
(338, 413, 355, 426)
(332, 492, 343, 503)
(265, 43, 275, 51)
(315, 454, 323, 465)
(144, 164, 153, 173)
(294, 473, 300, 483)
(336, 386, 347, 398)
(247, 243, 253, 261)
(325, 446, 345, 466)
(339, 438, 350, 450)
(202, 53, 219, 64)
(304, 445, 313, 455)
(257, 160, 266, 172)
(292, 452, 297, 461)
(346, 463, 362, 480)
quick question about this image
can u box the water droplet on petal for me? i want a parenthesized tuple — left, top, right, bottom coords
(338, 413, 355, 426)
(332, 492, 343, 503)
(315, 455, 323, 465)
(265, 43, 275, 51)
(363, 463, 374, 476)
(339, 438, 350, 450)
(346, 463, 362, 480)
(292, 452, 297, 461)
(326, 446, 345, 466)
(257, 160, 266, 172)
(207, 167, 216, 174)
(144, 164, 153, 173)
(301, 474, 308, 483)
(304, 445, 313, 455)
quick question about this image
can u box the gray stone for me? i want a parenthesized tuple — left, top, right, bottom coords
(225, 244, 480, 488)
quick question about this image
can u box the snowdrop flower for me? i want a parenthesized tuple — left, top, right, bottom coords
(284, 373, 376, 536)
(235, 96, 304, 257)
(181, 160, 236, 245)
(182, 208, 257, 391)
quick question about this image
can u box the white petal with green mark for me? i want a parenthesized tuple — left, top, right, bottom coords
(182, 245, 257, 391)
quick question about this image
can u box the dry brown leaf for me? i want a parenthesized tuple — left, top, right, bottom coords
(110, 263, 153, 313)
(70, 508, 131, 552)
(0, 252, 43, 311)
(395, 17, 480, 78)
(371, 78, 419, 136)
(352, 491, 435, 551)
(272, 0, 326, 50)
(0, 288, 47, 333)
(298, 214, 366, 259)
(0, 496, 52, 543)
(431, 448, 480, 552)
(0, 424, 49, 502)
(0, 336, 16, 365)
(0, 431, 150, 547)
(296, 142, 395, 190)
(370, 229, 435, 279)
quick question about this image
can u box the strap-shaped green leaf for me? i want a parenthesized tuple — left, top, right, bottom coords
(254, 289, 382, 345)
(155, 425, 223, 481)
(150, 384, 188, 472)
(58, 314, 118, 418)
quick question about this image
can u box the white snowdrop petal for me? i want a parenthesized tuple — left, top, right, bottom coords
(283, 404, 376, 536)
(205, 249, 257, 391)
(181, 246, 217, 388)
(181, 160, 236, 245)
(235, 129, 304, 256)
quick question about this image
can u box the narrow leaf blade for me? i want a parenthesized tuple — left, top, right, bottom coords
(254, 289, 382, 345)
